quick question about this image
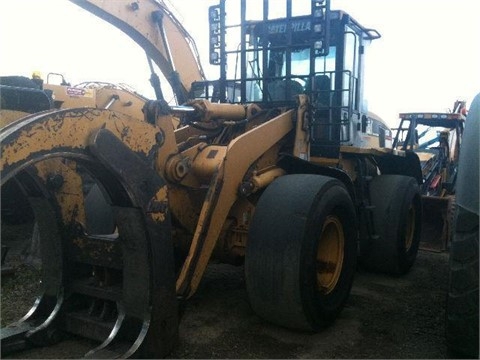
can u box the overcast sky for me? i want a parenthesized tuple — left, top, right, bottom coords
(1, 0, 479, 127)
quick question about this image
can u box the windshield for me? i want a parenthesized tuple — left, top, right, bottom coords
(240, 46, 337, 102)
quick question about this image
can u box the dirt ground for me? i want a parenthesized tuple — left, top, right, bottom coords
(2, 229, 450, 360)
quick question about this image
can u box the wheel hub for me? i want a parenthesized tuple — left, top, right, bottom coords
(316, 215, 344, 294)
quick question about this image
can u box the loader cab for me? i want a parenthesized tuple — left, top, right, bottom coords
(193, 0, 382, 157)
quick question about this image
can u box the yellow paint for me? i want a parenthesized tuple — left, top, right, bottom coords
(1, 108, 160, 172)
(293, 94, 310, 159)
(149, 185, 169, 223)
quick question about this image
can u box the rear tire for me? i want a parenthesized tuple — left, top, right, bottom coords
(360, 175, 422, 275)
(245, 174, 357, 330)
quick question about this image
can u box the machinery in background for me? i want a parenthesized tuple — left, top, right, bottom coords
(1, 73, 149, 125)
(392, 102, 466, 251)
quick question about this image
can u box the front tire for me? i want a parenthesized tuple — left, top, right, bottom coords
(245, 174, 357, 331)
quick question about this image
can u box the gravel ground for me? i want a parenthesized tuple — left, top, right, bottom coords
(2, 220, 450, 358)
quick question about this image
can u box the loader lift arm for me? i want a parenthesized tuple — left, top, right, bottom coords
(70, 0, 206, 104)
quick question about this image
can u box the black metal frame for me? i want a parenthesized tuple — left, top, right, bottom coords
(201, 0, 381, 157)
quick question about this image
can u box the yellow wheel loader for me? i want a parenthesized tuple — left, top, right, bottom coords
(1, 0, 424, 358)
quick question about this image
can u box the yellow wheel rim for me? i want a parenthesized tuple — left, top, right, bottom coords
(316, 215, 344, 295)
(404, 204, 415, 251)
